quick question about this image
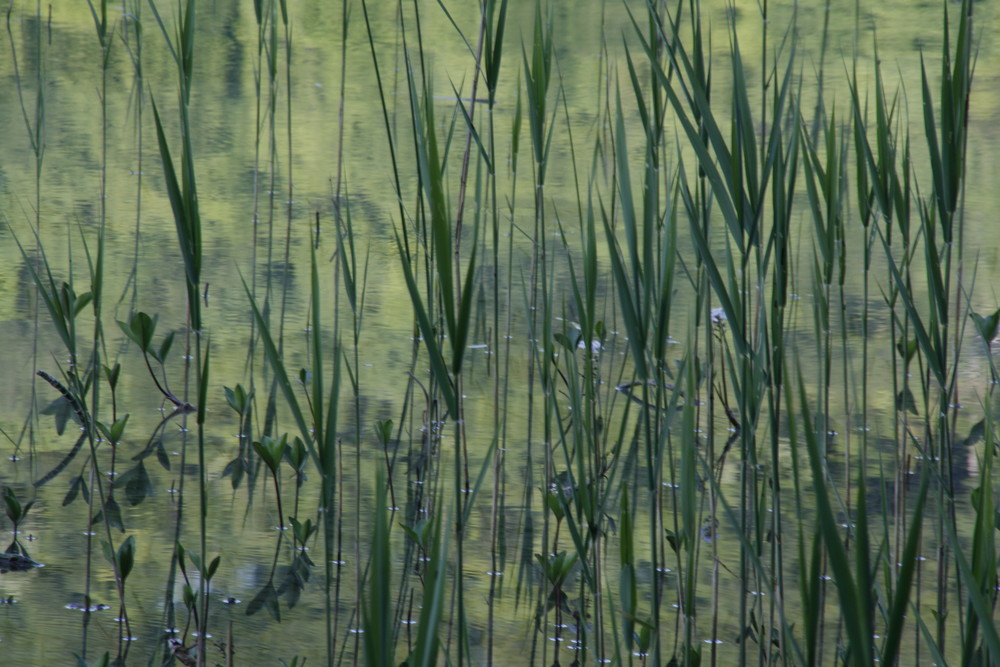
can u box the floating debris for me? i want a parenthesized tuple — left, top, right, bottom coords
(65, 602, 111, 612)
(168, 638, 197, 667)
(700, 517, 719, 544)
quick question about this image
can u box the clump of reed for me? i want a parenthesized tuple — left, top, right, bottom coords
(6, 0, 996, 665)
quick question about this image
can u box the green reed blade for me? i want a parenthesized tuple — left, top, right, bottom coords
(678, 175, 746, 357)
(84, 0, 108, 48)
(624, 48, 651, 139)
(601, 200, 647, 379)
(880, 469, 929, 666)
(703, 447, 807, 664)
(960, 430, 998, 664)
(151, 99, 201, 329)
(948, 517, 1000, 663)
(796, 366, 873, 664)
(14, 236, 76, 357)
(921, 0, 973, 239)
(523, 2, 552, 168)
(619, 484, 636, 650)
(362, 471, 392, 667)
(877, 227, 946, 388)
(483, 0, 509, 100)
(910, 596, 948, 665)
(452, 220, 480, 374)
(450, 85, 493, 174)
(392, 228, 458, 418)
(408, 504, 448, 667)
(242, 278, 315, 462)
(625, 11, 745, 251)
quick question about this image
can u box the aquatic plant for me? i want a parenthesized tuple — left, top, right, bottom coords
(1, 0, 995, 665)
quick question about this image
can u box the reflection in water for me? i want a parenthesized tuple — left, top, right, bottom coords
(0, 552, 42, 574)
(0, 0, 997, 665)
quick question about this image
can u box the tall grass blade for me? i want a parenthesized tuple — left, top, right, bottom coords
(362, 471, 392, 667)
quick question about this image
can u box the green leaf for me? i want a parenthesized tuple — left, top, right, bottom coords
(970, 308, 1000, 344)
(97, 414, 130, 444)
(253, 434, 288, 474)
(206, 555, 221, 581)
(289, 516, 316, 545)
(373, 419, 393, 446)
(895, 337, 919, 363)
(283, 437, 309, 473)
(225, 384, 251, 413)
(545, 491, 564, 522)
(664, 529, 679, 554)
(103, 363, 121, 390)
(182, 583, 195, 609)
(155, 331, 176, 364)
(118, 311, 157, 352)
(72, 291, 93, 318)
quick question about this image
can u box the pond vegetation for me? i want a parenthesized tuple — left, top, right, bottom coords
(1, 0, 997, 665)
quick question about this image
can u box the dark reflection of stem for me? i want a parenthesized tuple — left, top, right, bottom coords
(130, 404, 198, 464)
(265, 525, 286, 605)
(35, 370, 140, 658)
(157, 405, 195, 656)
(715, 431, 740, 480)
(82, 463, 96, 660)
(33, 371, 89, 488)
(33, 370, 195, 487)
(33, 431, 86, 489)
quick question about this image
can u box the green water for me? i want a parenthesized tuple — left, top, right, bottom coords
(1, 1, 998, 665)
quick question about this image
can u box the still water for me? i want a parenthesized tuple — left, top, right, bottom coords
(1, 0, 999, 664)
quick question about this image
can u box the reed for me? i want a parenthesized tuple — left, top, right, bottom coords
(5, 0, 996, 664)
(147, 2, 215, 663)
